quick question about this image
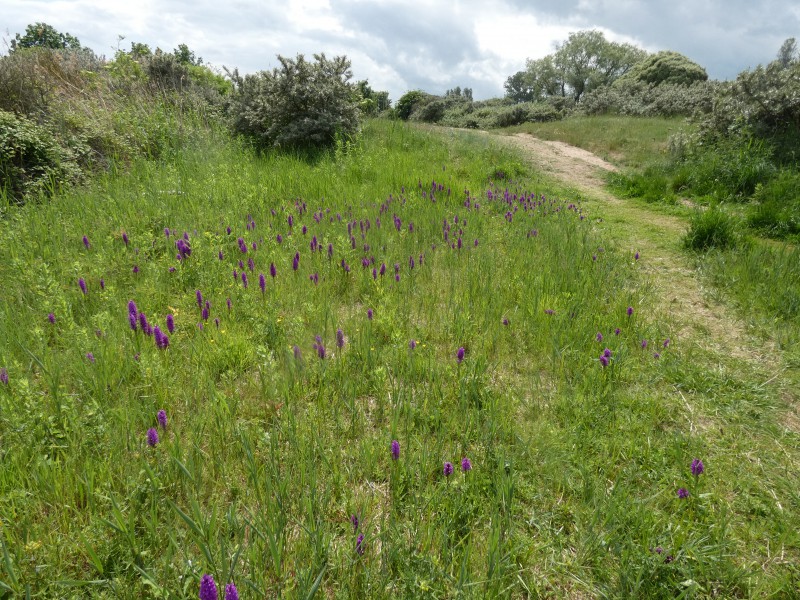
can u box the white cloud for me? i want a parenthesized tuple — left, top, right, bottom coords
(3, 0, 800, 98)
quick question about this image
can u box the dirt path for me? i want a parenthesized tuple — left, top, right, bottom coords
(496, 132, 786, 388)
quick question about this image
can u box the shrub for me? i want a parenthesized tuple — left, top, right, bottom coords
(416, 99, 446, 123)
(0, 109, 81, 202)
(580, 80, 715, 117)
(623, 51, 708, 86)
(227, 53, 360, 150)
(683, 206, 740, 250)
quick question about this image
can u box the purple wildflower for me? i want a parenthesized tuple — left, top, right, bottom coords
(461, 457, 472, 472)
(409, 339, 417, 350)
(663, 338, 671, 348)
(248, 257, 255, 272)
(132, 265, 139, 274)
(336, 328, 345, 348)
(270, 262, 276, 278)
(224, 583, 238, 600)
(443, 461, 454, 477)
(78, 278, 87, 295)
(157, 409, 167, 430)
(147, 428, 159, 447)
(391, 440, 400, 460)
(627, 306, 634, 317)
(201, 307, 209, 321)
(502, 317, 509, 326)
(350, 514, 359, 532)
(99, 278, 105, 290)
(599, 355, 609, 367)
(293, 345, 302, 360)
(596, 332, 603, 342)
(139, 312, 149, 332)
(129, 313, 138, 331)
(641, 339, 648, 349)
(356, 533, 365, 556)
(86, 352, 95, 363)
(367, 309, 373, 320)
(635, 251, 640, 260)
(0, 368, 7, 385)
(691, 458, 704, 477)
(456, 347, 465, 363)
(122, 232, 129, 246)
(241, 272, 248, 288)
(292, 252, 300, 271)
(259, 273, 266, 294)
(166, 314, 175, 334)
(214, 317, 220, 328)
(614, 327, 621, 335)
(82, 235, 90, 249)
(226, 298, 232, 312)
(196, 290, 203, 309)
(603, 348, 612, 358)
(199, 574, 218, 600)
(677, 487, 689, 499)
(48, 312, 56, 324)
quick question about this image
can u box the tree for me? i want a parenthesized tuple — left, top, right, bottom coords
(395, 90, 426, 120)
(228, 53, 360, 149)
(506, 30, 646, 103)
(173, 43, 203, 66)
(554, 30, 646, 101)
(10, 22, 82, 52)
(777, 37, 798, 69)
(623, 51, 708, 86)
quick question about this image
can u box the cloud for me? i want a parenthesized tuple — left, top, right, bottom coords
(3, 0, 799, 101)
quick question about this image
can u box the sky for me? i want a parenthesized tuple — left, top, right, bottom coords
(3, 0, 799, 102)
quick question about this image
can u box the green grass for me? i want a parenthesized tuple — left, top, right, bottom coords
(1, 119, 799, 598)
(499, 115, 690, 167)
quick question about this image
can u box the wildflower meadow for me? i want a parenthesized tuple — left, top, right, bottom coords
(1, 120, 799, 598)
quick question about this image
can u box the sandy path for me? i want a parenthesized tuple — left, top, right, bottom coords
(495, 132, 789, 413)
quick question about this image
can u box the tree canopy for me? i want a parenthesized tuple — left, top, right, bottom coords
(505, 30, 647, 103)
(10, 22, 82, 52)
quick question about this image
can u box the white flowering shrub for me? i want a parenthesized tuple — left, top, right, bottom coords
(227, 53, 361, 150)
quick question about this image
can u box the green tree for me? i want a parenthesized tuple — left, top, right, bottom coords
(10, 22, 82, 52)
(173, 43, 203, 66)
(228, 53, 360, 149)
(507, 30, 646, 103)
(554, 30, 646, 101)
(395, 90, 426, 120)
(777, 37, 798, 69)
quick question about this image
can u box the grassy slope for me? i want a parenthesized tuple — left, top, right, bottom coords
(0, 119, 799, 598)
(500, 115, 692, 168)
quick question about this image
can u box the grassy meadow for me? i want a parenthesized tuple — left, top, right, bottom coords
(1, 118, 799, 599)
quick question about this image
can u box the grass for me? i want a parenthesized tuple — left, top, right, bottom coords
(499, 115, 690, 167)
(1, 118, 799, 598)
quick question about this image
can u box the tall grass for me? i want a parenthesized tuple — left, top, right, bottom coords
(0, 120, 798, 598)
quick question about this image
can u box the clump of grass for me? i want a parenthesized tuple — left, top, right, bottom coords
(683, 206, 741, 250)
